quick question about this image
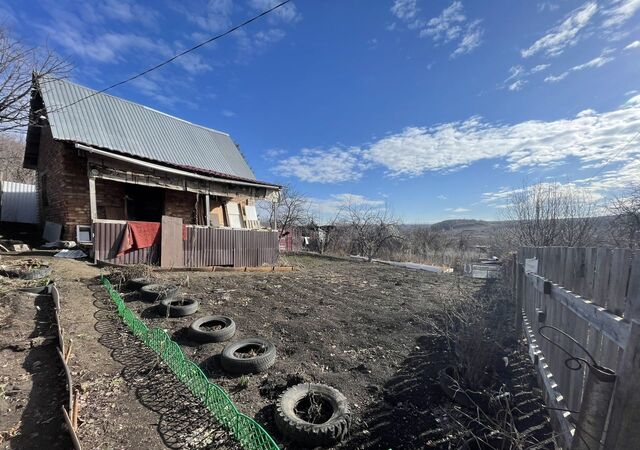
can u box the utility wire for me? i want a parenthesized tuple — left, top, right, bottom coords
(46, 0, 291, 114)
(577, 129, 640, 184)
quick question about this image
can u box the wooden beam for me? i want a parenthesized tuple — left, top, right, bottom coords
(525, 272, 629, 349)
(205, 194, 210, 227)
(88, 177, 97, 221)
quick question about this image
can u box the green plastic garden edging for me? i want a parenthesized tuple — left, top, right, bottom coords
(100, 276, 279, 450)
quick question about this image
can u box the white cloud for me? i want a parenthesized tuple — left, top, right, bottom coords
(446, 207, 470, 213)
(602, 0, 640, 28)
(544, 49, 615, 82)
(222, 109, 237, 117)
(275, 147, 369, 183)
(450, 19, 484, 58)
(538, 2, 560, 12)
(364, 100, 640, 177)
(390, 0, 419, 21)
(437, 195, 448, 200)
(508, 79, 527, 91)
(531, 64, 551, 73)
(393, 1, 483, 57)
(307, 193, 385, 218)
(248, 0, 301, 24)
(545, 72, 568, 82)
(422, 1, 466, 42)
(576, 108, 597, 117)
(521, 2, 598, 58)
(625, 40, 640, 50)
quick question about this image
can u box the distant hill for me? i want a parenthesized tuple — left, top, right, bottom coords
(429, 219, 496, 232)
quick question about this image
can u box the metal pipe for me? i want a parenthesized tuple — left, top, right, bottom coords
(571, 364, 616, 450)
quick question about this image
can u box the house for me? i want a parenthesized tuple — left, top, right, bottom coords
(23, 76, 281, 267)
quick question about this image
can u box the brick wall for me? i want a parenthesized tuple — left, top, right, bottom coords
(36, 125, 90, 240)
(95, 179, 125, 219)
(164, 190, 197, 224)
(36, 124, 203, 236)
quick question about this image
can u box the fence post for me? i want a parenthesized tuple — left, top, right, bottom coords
(603, 319, 640, 449)
(515, 255, 524, 336)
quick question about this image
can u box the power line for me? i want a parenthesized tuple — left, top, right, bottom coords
(46, 0, 291, 114)
(577, 129, 640, 184)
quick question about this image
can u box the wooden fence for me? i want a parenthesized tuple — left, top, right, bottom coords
(508, 247, 640, 449)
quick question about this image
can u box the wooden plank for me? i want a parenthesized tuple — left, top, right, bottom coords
(88, 176, 97, 221)
(160, 215, 183, 268)
(526, 272, 629, 348)
(626, 250, 640, 320)
(516, 261, 524, 335)
(522, 314, 574, 447)
(603, 320, 640, 449)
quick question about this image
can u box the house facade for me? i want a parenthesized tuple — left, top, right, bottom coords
(24, 77, 280, 267)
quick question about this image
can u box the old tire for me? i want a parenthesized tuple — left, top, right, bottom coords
(220, 338, 276, 374)
(128, 277, 153, 290)
(159, 298, 199, 317)
(188, 315, 236, 342)
(275, 383, 351, 447)
(139, 283, 179, 302)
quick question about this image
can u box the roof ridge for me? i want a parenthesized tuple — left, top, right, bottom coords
(40, 75, 231, 137)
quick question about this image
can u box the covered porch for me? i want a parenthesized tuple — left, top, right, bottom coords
(82, 143, 280, 268)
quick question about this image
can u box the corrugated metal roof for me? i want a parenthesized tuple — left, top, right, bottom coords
(1, 181, 39, 224)
(38, 77, 257, 180)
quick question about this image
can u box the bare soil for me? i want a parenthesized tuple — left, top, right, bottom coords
(119, 254, 554, 449)
(0, 289, 69, 449)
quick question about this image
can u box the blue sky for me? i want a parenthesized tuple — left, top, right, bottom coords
(3, 0, 640, 222)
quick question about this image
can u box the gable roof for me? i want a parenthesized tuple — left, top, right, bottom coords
(37, 77, 258, 181)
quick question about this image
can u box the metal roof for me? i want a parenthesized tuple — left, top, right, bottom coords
(38, 77, 257, 181)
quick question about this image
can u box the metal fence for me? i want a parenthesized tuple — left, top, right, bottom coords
(0, 181, 39, 224)
(509, 247, 640, 449)
(94, 221, 278, 268)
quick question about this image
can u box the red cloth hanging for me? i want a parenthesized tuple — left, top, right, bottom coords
(117, 221, 189, 256)
(117, 221, 161, 256)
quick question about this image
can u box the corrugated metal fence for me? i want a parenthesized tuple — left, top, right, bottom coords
(94, 221, 278, 267)
(0, 181, 39, 224)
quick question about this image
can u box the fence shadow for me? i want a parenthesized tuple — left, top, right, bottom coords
(89, 280, 241, 450)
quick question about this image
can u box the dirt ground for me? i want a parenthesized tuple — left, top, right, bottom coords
(1, 253, 554, 449)
(119, 254, 554, 449)
(0, 287, 69, 449)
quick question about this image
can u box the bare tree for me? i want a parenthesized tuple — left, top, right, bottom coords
(500, 181, 598, 248)
(0, 134, 34, 182)
(344, 203, 401, 261)
(609, 184, 640, 249)
(0, 26, 69, 132)
(265, 185, 308, 239)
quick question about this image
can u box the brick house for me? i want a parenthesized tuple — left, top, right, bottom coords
(23, 76, 280, 267)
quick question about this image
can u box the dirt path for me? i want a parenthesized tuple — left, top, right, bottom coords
(0, 289, 69, 449)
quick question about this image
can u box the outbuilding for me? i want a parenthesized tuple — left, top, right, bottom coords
(23, 76, 280, 267)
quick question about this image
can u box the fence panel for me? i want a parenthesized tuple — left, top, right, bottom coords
(517, 246, 637, 448)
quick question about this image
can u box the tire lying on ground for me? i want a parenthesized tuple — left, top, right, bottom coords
(128, 277, 153, 290)
(138, 283, 179, 302)
(220, 338, 276, 374)
(158, 298, 199, 317)
(188, 315, 236, 342)
(275, 383, 351, 447)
